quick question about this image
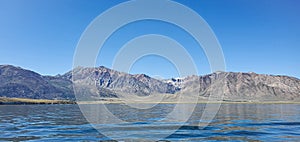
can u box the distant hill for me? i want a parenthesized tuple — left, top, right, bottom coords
(0, 65, 300, 102)
(0, 65, 74, 100)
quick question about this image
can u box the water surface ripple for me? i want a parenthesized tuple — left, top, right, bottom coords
(0, 104, 299, 141)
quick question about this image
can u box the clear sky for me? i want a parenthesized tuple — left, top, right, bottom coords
(0, 0, 299, 78)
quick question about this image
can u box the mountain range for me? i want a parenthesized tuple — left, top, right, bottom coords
(1, 64, 300, 102)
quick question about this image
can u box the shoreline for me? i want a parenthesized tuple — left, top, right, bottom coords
(0, 97, 75, 105)
(1, 97, 300, 105)
(76, 101, 300, 104)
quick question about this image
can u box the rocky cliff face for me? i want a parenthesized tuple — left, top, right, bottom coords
(0, 65, 299, 101)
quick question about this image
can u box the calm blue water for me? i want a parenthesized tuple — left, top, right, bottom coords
(0, 104, 300, 141)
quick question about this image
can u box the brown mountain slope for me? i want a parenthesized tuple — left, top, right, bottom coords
(0, 65, 299, 102)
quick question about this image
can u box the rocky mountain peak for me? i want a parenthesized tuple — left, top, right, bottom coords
(0, 65, 300, 102)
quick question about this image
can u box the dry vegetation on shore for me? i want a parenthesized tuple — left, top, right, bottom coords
(0, 97, 75, 105)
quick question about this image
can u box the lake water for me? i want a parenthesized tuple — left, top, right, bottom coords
(0, 104, 299, 141)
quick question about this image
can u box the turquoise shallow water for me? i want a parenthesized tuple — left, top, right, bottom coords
(0, 104, 299, 141)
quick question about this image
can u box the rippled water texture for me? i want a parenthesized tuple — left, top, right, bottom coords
(0, 104, 299, 141)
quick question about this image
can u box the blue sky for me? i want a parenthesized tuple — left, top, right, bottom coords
(0, 0, 299, 78)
